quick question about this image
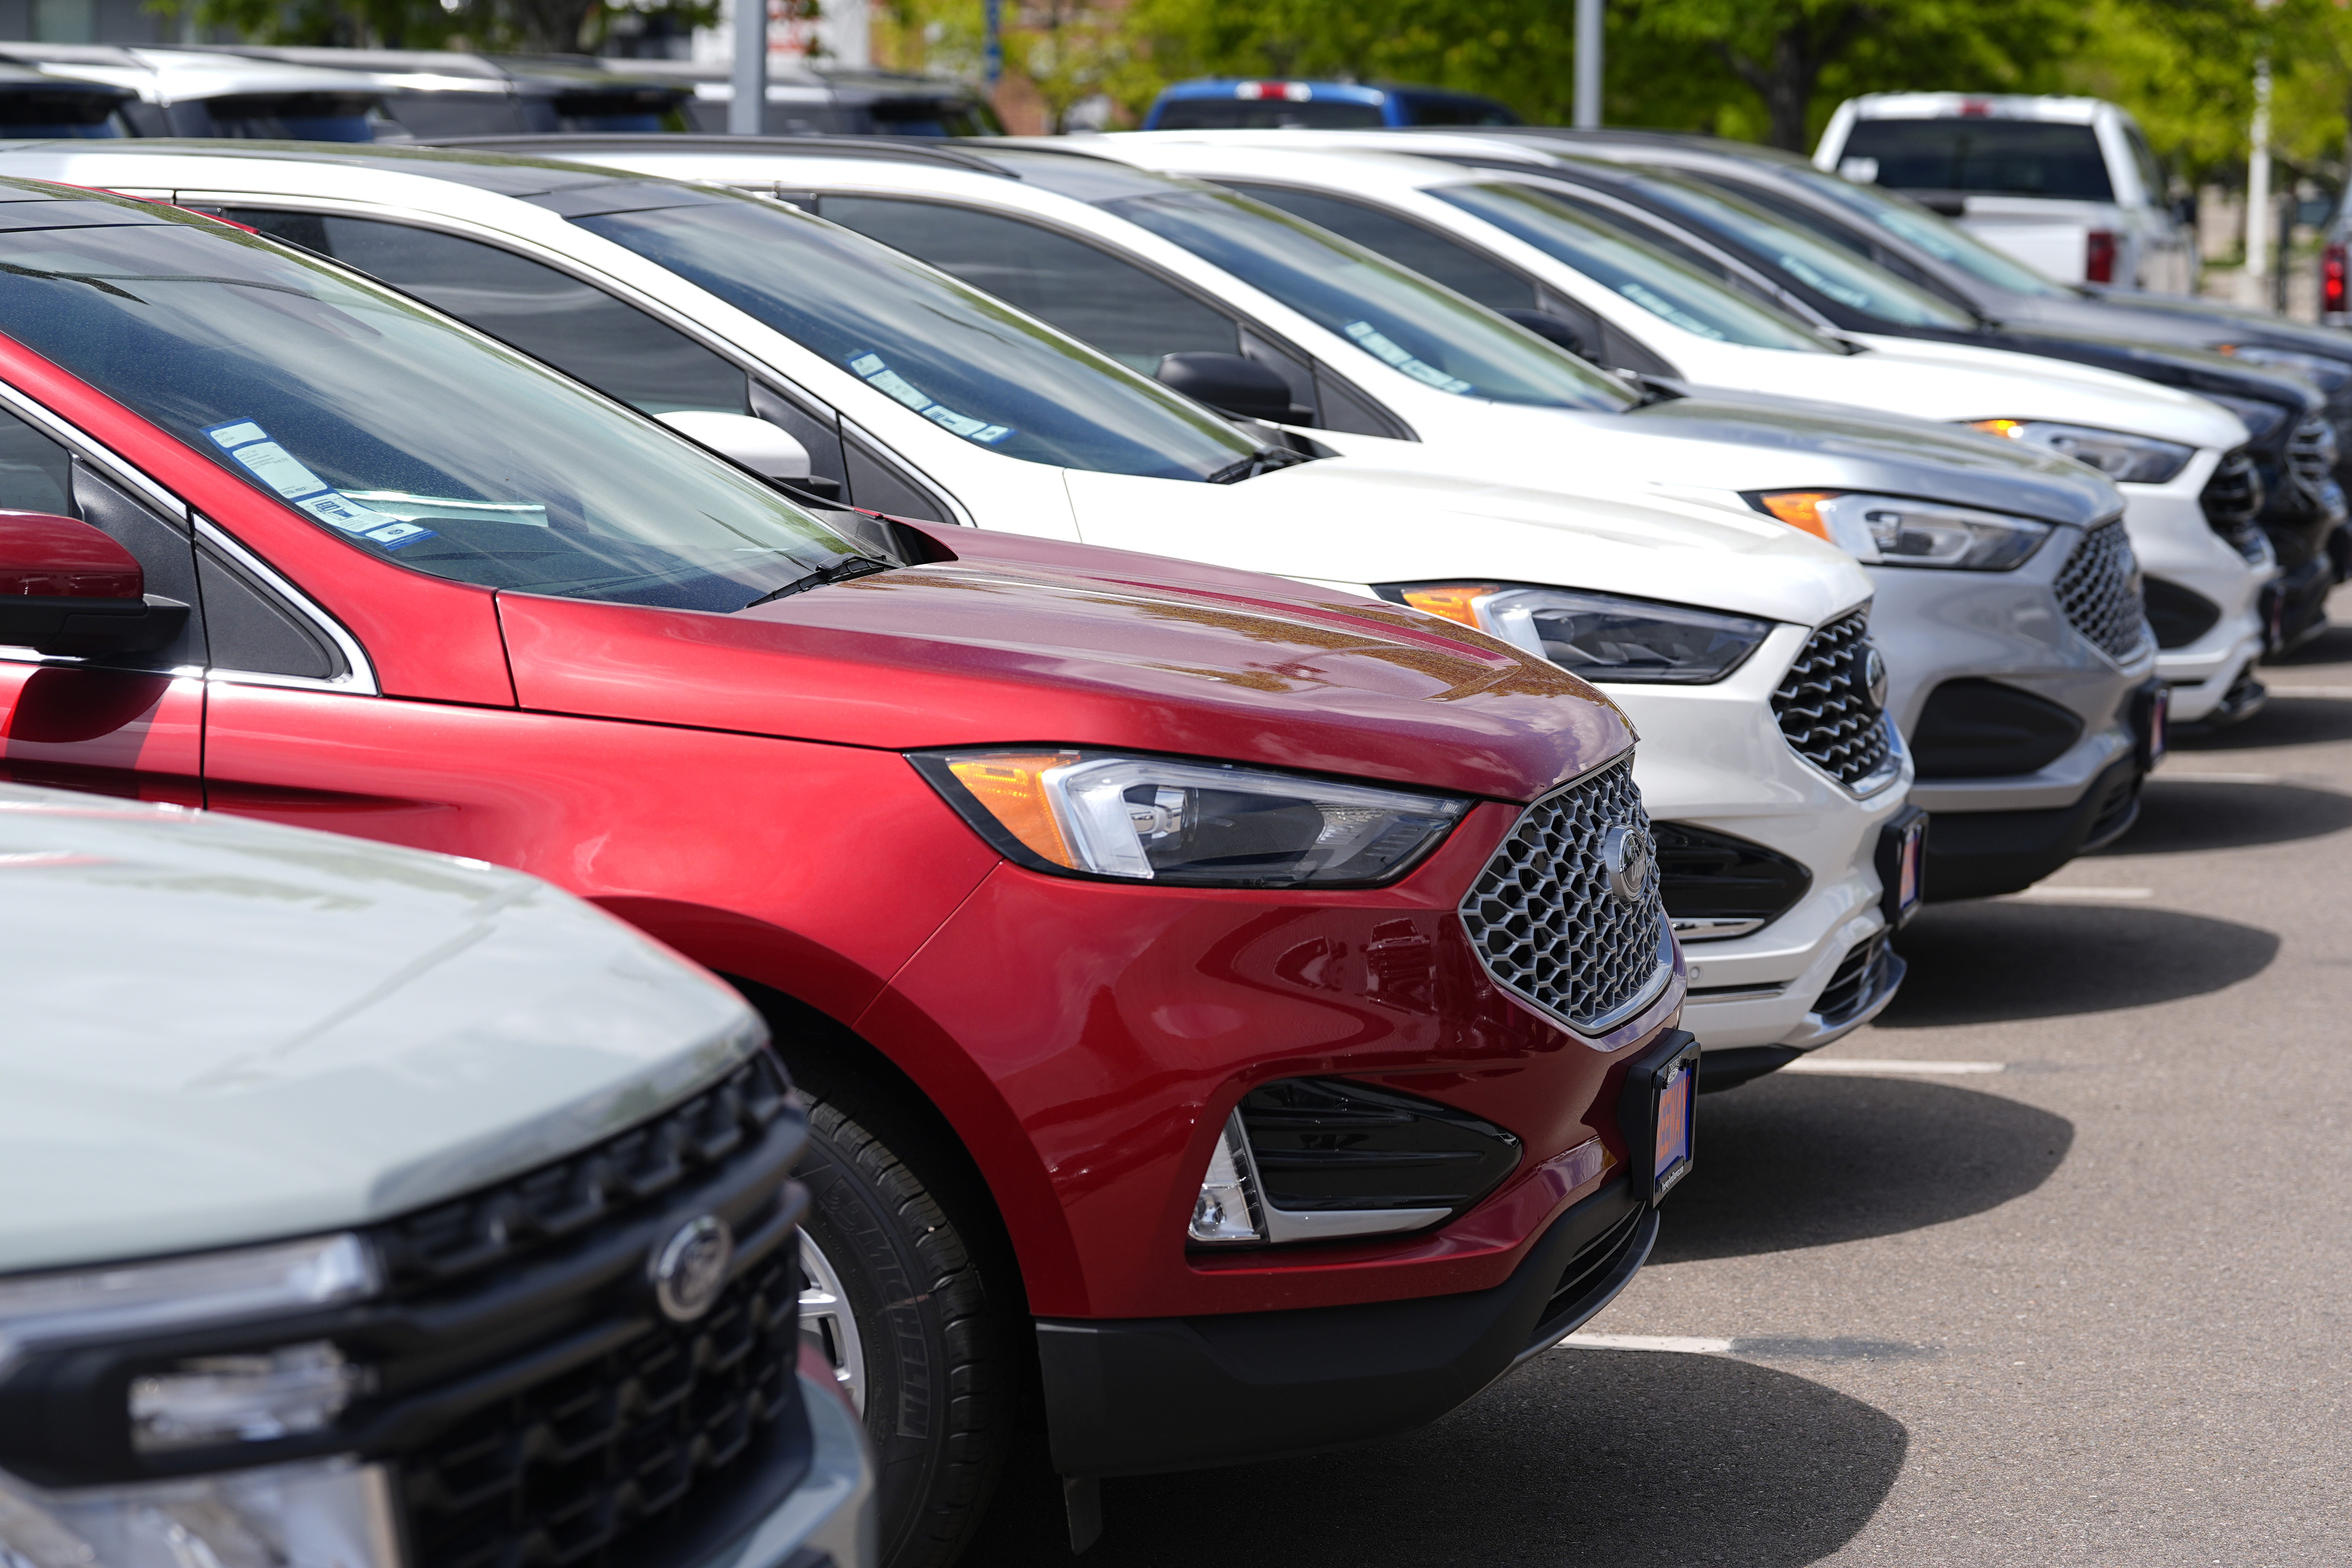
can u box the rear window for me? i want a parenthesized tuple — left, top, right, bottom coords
(1397, 93, 1519, 127)
(1149, 98, 1386, 131)
(1842, 118, 2114, 202)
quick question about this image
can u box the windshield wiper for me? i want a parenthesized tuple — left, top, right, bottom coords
(1205, 446, 1312, 485)
(740, 553, 894, 609)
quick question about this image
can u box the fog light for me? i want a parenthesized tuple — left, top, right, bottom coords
(1187, 1111, 1265, 1245)
(130, 1342, 368, 1453)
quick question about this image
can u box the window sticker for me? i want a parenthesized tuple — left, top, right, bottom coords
(202, 419, 439, 552)
(1341, 321, 1473, 394)
(844, 351, 1014, 445)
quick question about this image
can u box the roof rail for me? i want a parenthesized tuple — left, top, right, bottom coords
(416, 132, 1018, 176)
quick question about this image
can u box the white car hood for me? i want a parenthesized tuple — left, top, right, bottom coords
(1071, 454, 1874, 630)
(1820, 337, 2249, 449)
(0, 787, 760, 1273)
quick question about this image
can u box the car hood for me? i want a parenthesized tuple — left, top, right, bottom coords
(1615, 392, 2124, 525)
(2002, 288, 2352, 370)
(1869, 328, 2325, 418)
(1742, 338, 2248, 452)
(1063, 455, 1873, 630)
(497, 530, 1633, 805)
(0, 786, 761, 1274)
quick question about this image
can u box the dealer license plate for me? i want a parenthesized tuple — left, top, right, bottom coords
(1653, 1056, 1694, 1198)
(1891, 815, 1926, 924)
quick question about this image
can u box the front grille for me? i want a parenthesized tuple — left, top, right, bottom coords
(1770, 609, 1896, 791)
(2200, 448, 2268, 561)
(373, 1053, 808, 1568)
(1459, 755, 1670, 1035)
(2053, 520, 2154, 664)
(380, 1053, 791, 1288)
(403, 1247, 798, 1568)
(2287, 415, 2339, 498)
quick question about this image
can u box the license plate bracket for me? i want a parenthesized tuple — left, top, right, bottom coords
(1876, 806, 1928, 929)
(1617, 1029, 1699, 1206)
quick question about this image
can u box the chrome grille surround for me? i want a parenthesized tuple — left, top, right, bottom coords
(1458, 753, 1673, 1037)
(1770, 608, 1902, 796)
(2055, 518, 2156, 664)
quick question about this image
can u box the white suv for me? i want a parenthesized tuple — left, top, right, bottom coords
(1813, 94, 2196, 294)
(0, 782, 873, 1568)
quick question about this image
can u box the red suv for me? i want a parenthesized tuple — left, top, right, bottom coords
(0, 185, 1695, 1566)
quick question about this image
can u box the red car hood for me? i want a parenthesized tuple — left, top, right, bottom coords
(498, 525, 1629, 803)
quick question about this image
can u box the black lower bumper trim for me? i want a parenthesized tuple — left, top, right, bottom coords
(1697, 1045, 1805, 1093)
(1037, 1180, 1654, 1478)
(1922, 751, 2141, 902)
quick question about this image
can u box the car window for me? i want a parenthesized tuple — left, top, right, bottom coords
(1617, 171, 1979, 328)
(0, 208, 871, 613)
(1399, 94, 1519, 127)
(569, 196, 1263, 481)
(0, 402, 73, 515)
(1755, 167, 2074, 298)
(214, 208, 750, 416)
(1214, 182, 1537, 312)
(816, 196, 1241, 374)
(1431, 182, 1838, 351)
(1099, 187, 1637, 410)
(1840, 118, 2115, 202)
(2123, 121, 2167, 205)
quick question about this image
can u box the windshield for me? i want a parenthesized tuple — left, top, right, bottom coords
(1771, 165, 2074, 299)
(1620, 170, 1979, 329)
(1434, 181, 1838, 352)
(0, 208, 870, 612)
(1099, 188, 1636, 410)
(573, 197, 1259, 481)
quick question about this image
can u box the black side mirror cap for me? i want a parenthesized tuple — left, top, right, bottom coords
(0, 594, 189, 658)
(1500, 309, 1591, 359)
(1154, 352, 1296, 423)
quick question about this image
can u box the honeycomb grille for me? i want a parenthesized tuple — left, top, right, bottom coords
(2054, 519, 2154, 664)
(2287, 416, 2339, 495)
(2199, 448, 2267, 562)
(1458, 755, 1670, 1034)
(399, 1247, 797, 1568)
(1770, 609, 1896, 791)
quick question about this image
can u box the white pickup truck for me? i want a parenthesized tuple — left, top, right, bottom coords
(1815, 93, 2197, 295)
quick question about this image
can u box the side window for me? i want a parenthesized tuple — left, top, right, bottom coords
(816, 196, 1242, 374)
(0, 405, 72, 514)
(217, 209, 750, 417)
(2123, 123, 2167, 206)
(1217, 182, 1540, 312)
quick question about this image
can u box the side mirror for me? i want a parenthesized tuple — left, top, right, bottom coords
(1499, 308, 1591, 360)
(657, 410, 843, 503)
(0, 511, 188, 658)
(1154, 352, 1296, 423)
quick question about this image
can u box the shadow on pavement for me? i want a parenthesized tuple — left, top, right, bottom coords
(966, 1352, 1904, 1568)
(2102, 777, 2352, 853)
(2173, 694, 2352, 751)
(1648, 1075, 2070, 1264)
(1880, 902, 2278, 1024)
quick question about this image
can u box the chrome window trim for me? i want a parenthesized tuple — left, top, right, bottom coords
(194, 517, 380, 697)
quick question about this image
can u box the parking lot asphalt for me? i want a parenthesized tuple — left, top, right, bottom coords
(963, 588, 2352, 1567)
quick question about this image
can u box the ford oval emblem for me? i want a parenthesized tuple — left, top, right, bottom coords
(648, 1214, 734, 1323)
(1861, 645, 1889, 711)
(1599, 824, 1655, 907)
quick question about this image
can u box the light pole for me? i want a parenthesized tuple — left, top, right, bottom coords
(730, 0, 767, 134)
(1573, 0, 1602, 129)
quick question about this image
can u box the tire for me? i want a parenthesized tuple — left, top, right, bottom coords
(795, 1091, 1014, 1568)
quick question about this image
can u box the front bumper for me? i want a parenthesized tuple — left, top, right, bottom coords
(1919, 750, 2143, 900)
(713, 1365, 879, 1568)
(1036, 1176, 1656, 1477)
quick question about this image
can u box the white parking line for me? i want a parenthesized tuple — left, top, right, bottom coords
(2005, 885, 2152, 900)
(2263, 686, 2352, 699)
(1556, 1332, 1733, 1354)
(2153, 771, 2281, 784)
(1780, 1059, 2007, 1076)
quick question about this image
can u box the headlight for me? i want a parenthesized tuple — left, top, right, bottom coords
(2193, 394, 2294, 446)
(1965, 419, 2194, 483)
(910, 749, 1468, 888)
(1755, 491, 2052, 570)
(1379, 583, 1770, 684)
(0, 1234, 394, 1568)
(2215, 343, 2352, 394)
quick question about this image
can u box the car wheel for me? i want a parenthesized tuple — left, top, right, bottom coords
(796, 1092, 1013, 1568)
